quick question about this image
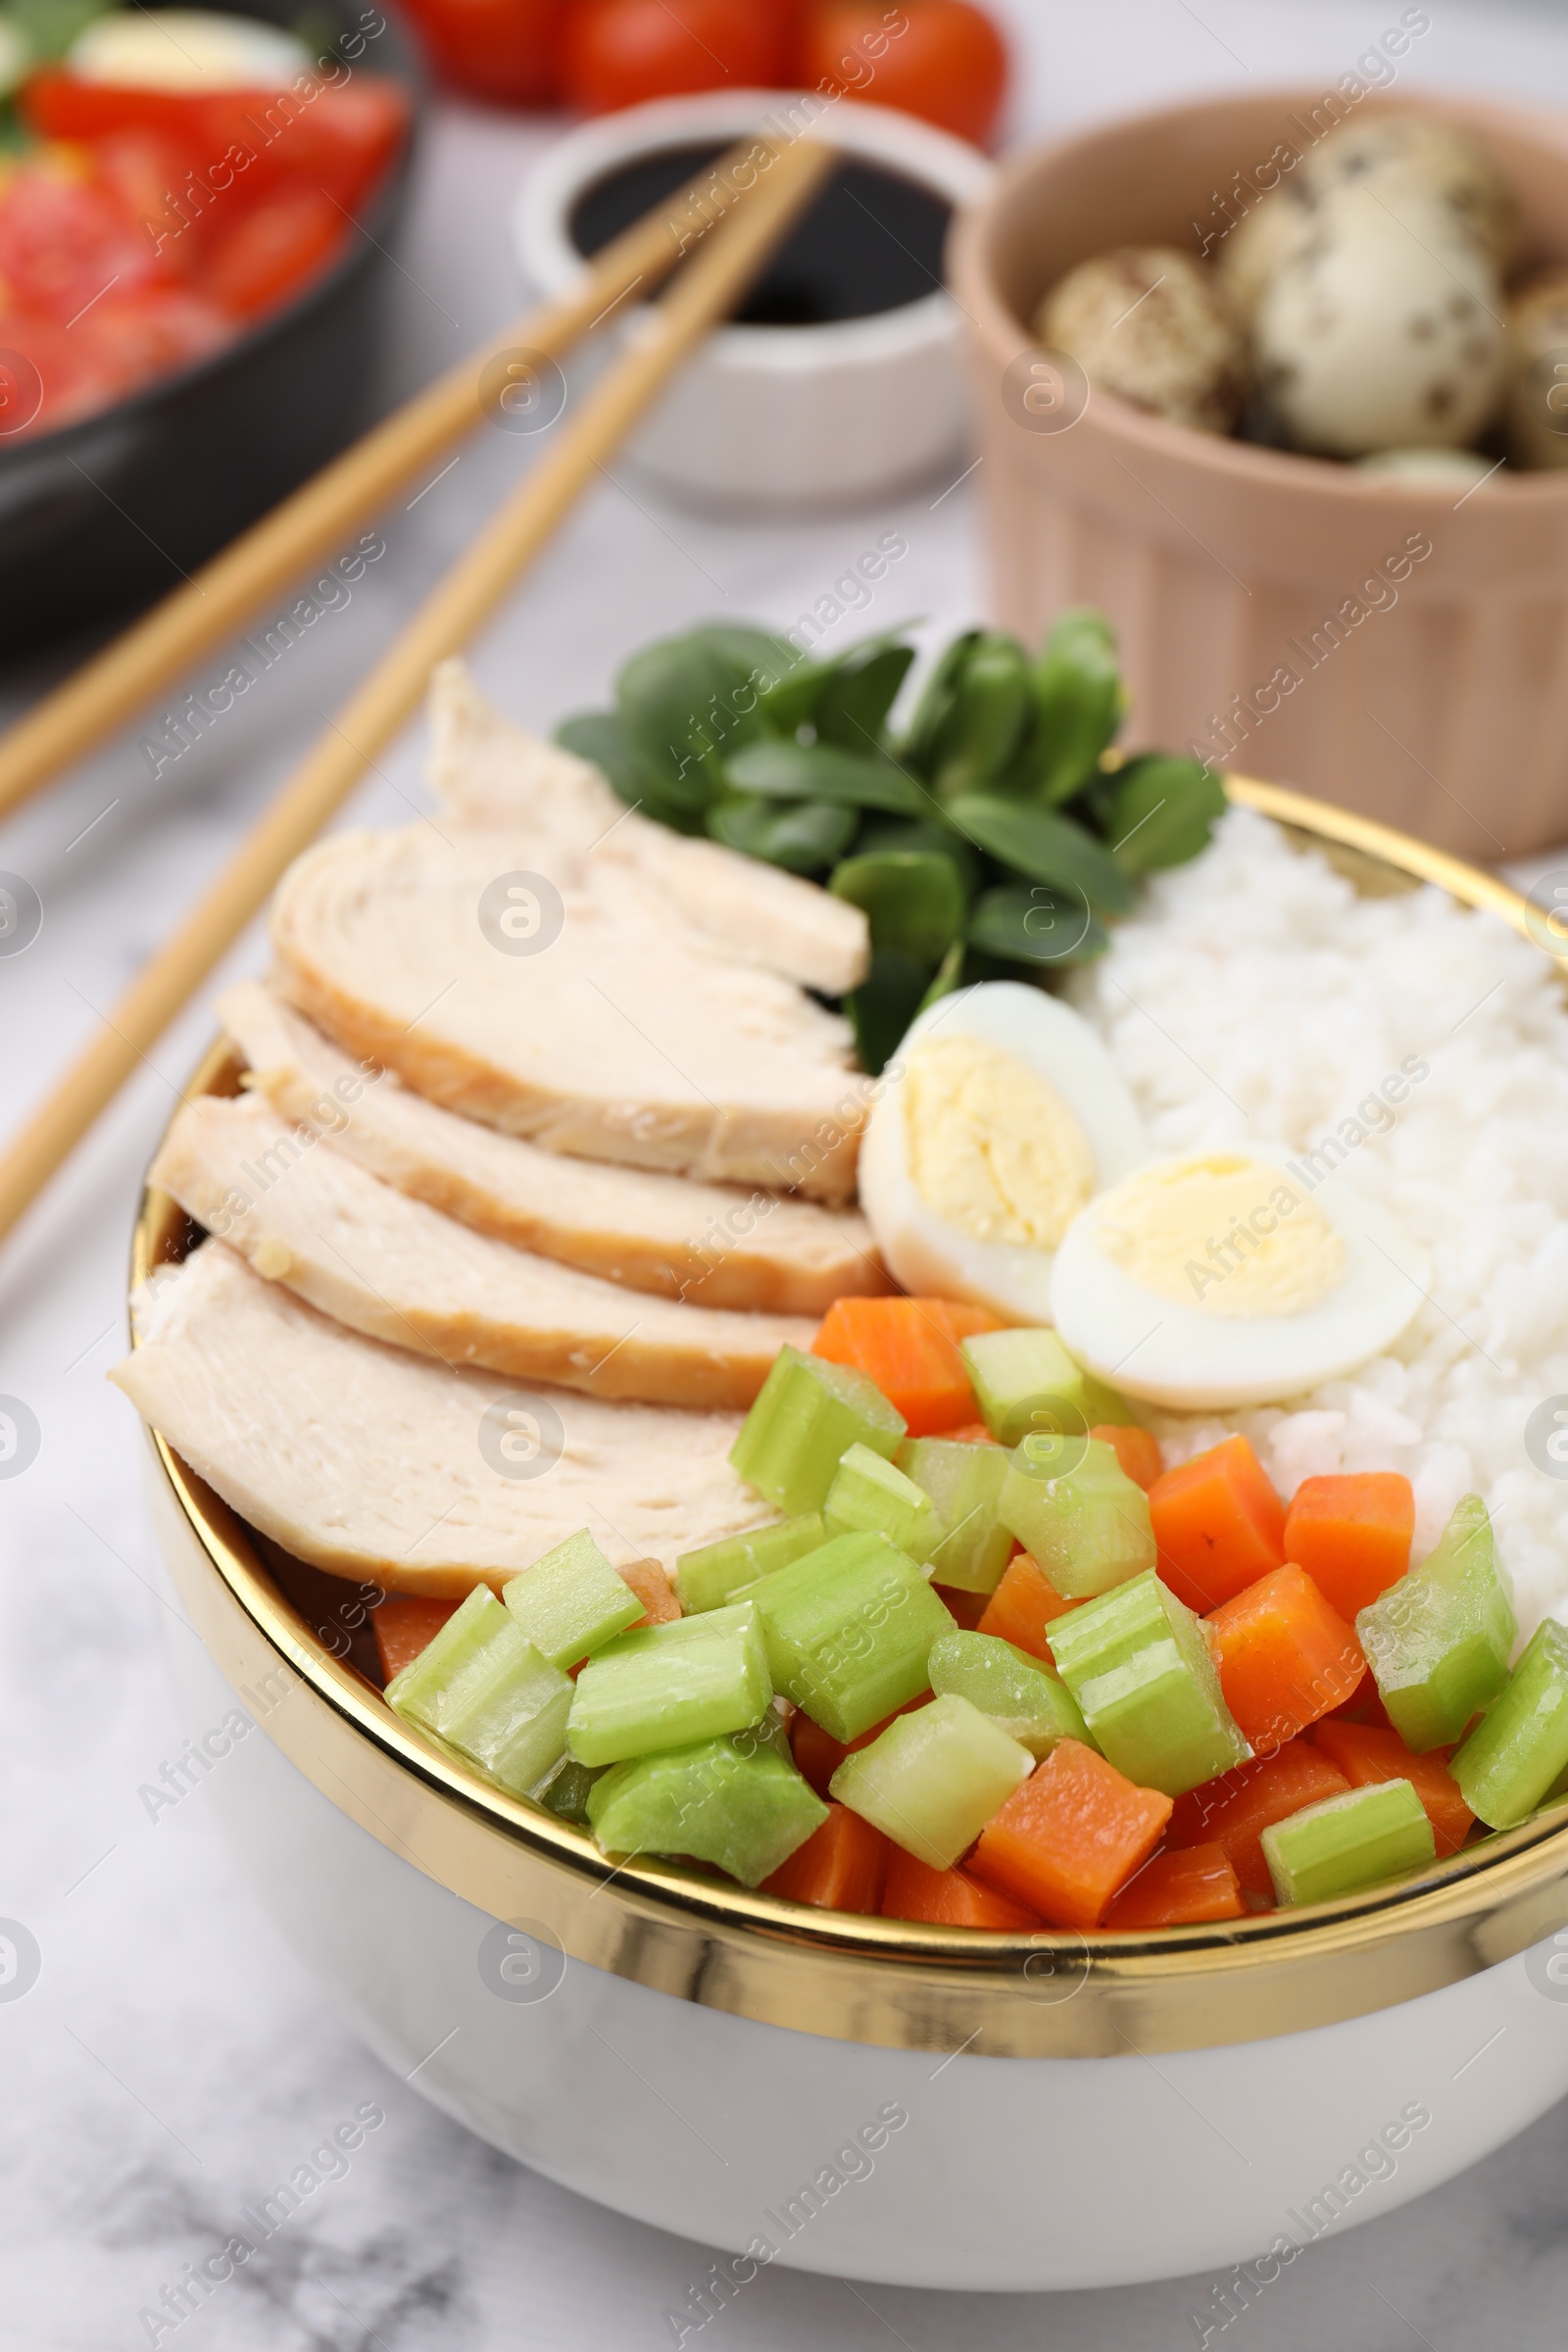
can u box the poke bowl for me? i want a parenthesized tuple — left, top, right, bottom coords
(0, 0, 419, 648)
(116, 652, 1568, 2293)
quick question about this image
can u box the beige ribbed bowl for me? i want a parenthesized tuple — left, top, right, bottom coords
(949, 88, 1568, 860)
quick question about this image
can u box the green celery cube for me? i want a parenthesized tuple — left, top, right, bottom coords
(960, 1327, 1135, 1447)
(927, 1629, 1092, 1758)
(1262, 1780, 1437, 1906)
(825, 1444, 936, 1558)
(749, 1531, 952, 1741)
(899, 1437, 1014, 1593)
(730, 1345, 906, 1513)
(1356, 1495, 1517, 1752)
(502, 1528, 642, 1668)
(441, 1639, 573, 1798)
(588, 1725, 828, 1886)
(385, 1586, 512, 1738)
(537, 1755, 608, 1825)
(830, 1692, 1033, 1869)
(999, 1435, 1156, 1598)
(1452, 1617, 1568, 1829)
(567, 1601, 772, 1766)
(675, 1513, 825, 1613)
(1049, 1569, 1250, 1796)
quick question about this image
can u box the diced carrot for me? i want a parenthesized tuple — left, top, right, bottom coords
(1091, 1423, 1164, 1492)
(1283, 1473, 1414, 1621)
(791, 1695, 930, 1798)
(617, 1557, 681, 1626)
(1324, 1667, 1392, 1731)
(1166, 1740, 1350, 1897)
(762, 1804, 890, 1913)
(944, 1422, 1002, 1446)
(1312, 1720, 1475, 1857)
(882, 1846, 1041, 1930)
(1206, 1563, 1365, 1753)
(935, 1584, 990, 1630)
(970, 1740, 1171, 1930)
(811, 1297, 1002, 1438)
(977, 1549, 1079, 1660)
(1103, 1842, 1245, 1929)
(1149, 1434, 1286, 1612)
(372, 1595, 458, 1684)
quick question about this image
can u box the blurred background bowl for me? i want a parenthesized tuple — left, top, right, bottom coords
(950, 88, 1568, 862)
(0, 0, 421, 653)
(513, 89, 993, 510)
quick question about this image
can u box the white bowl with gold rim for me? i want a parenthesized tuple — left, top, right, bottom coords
(131, 780, 1568, 2294)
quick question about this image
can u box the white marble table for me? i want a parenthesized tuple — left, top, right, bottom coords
(5, 3, 1568, 2344)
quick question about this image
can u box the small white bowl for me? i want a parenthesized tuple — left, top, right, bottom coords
(513, 91, 994, 509)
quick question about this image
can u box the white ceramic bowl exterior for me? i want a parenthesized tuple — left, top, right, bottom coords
(160, 1520, 1568, 2294)
(512, 93, 994, 507)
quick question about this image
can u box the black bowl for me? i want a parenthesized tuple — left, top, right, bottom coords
(0, 0, 424, 650)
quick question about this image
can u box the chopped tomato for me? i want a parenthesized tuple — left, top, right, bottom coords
(0, 149, 168, 324)
(200, 187, 344, 317)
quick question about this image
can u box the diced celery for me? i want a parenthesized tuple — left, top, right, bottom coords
(729, 1345, 906, 1513)
(537, 1755, 609, 1825)
(675, 1513, 825, 1613)
(567, 1601, 772, 1767)
(1261, 1780, 1437, 1906)
(385, 1587, 571, 1797)
(587, 1724, 828, 1886)
(501, 1528, 642, 1669)
(1356, 1496, 1517, 1752)
(830, 1692, 1032, 1869)
(442, 1640, 574, 1797)
(899, 1436, 1014, 1593)
(1451, 1618, 1568, 1829)
(999, 1435, 1156, 1598)
(385, 1586, 512, 1738)
(1049, 1569, 1250, 1796)
(749, 1531, 952, 1741)
(825, 1444, 935, 1558)
(960, 1327, 1136, 1447)
(927, 1629, 1092, 1757)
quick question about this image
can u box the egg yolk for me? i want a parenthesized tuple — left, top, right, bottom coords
(1092, 1152, 1346, 1317)
(905, 1034, 1096, 1250)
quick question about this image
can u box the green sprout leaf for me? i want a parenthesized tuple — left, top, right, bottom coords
(946, 792, 1137, 915)
(1104, 755, 1227, 873)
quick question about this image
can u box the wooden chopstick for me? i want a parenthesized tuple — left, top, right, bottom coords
(0, 132, 835, 1251)
(0, 134, 774, 826)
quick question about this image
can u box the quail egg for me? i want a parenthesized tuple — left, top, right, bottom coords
(1298, 115, 1519, 277)
(1036, 246, 1247, 435)
(1504, 269, 1568, 471)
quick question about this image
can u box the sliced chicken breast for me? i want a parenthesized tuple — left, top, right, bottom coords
(151, 1092, 819, 1409)
(218, 980, 887, 1313)
(112, 1242, 772, 1595)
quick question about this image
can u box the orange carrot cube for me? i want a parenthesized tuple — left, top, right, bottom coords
(812, 1297, 1003, 1438)
(1103, 1842, 1245, 1929)
(1283, 1472, 1414, 1621)
(372, 1595, 458, 1684)
(881, 1846, 1040, 1930)
(1206, 1563, 1365, 1753)
(1091, 1422, 1164, 1492)
(762, 1804, 890, 1913)
(976, 1549, 1079, 1661)
(1166, 1740, 1350, 1897)
(1149, 1434, 1286, 1612)
(1312, 1719, 1475, 1857)
(970, 1740, 1171, 1929)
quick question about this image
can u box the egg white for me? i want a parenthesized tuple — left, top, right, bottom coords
(71, 11, 309, 91)
(858, 982, 1147, 1322)
(1050, 1143, 1432, 1409)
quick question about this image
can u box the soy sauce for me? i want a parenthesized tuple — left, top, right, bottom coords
(567, 142, 952, 325)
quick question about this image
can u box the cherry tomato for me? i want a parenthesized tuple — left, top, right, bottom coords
(200, 187, 345, 317)
(0, 149, 169, 324)
(560, 0, 791, 115)
(797, 0, 1008, 147)
(398, 0, 565, 104)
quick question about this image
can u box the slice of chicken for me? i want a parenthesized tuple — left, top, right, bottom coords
(218, 980, 887, 1314)
(150, 1091, 820, 1410)
(112, 1242, 774, 1595)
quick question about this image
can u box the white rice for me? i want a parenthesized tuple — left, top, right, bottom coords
(1068, 806, 1568, 1645)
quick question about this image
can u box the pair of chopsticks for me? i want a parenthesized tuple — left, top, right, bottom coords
(0, 130, 836, 1249)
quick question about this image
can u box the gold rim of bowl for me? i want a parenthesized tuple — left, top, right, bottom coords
(130, 774, 1568, 2059)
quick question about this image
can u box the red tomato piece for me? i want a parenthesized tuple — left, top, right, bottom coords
(796, 0, 1010, 147)
(199, 187, 345, 317)
(560, 0, 791, 114)
(0, 150, 167, 324)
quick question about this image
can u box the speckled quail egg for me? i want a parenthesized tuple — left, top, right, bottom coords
(1298, 115, 1519, 277)
(1254, 189, 1506, 458)
(1504, 269, 1568, 471)
(1217, 184, 1315, 323)
(1036, 246, 1248, 434)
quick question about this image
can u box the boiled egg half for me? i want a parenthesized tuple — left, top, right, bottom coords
(70, 10, 310, 91)
(857, 983, 1147, 1323)
(1050, 1144, 1431, 1409)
